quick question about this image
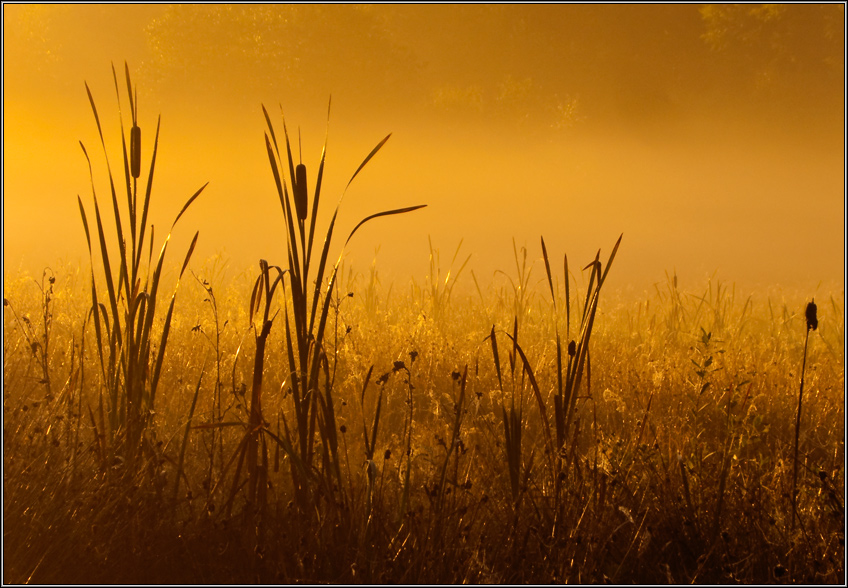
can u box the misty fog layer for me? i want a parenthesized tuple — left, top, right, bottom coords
(3, 4, 844, 294)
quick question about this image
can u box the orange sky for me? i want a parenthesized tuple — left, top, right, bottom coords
(3, 4, 845, 295)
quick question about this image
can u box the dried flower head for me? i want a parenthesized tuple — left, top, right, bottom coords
(805, 299, 818, 331)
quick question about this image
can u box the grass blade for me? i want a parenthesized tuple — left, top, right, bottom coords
(346, 134, 391, 192)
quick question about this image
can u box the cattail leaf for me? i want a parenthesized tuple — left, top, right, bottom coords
(262, 104, 279, 155)
(150, 246, 195, 409)
(265, 134, 287, 214)
(276, 114, 305, 287)
(77, 196, 93, 254)
(91, 195, 122, 353)
(111, 63, 135, 247)
(84, 82, 105, 145)
(89, 74, 129, 300)
(504, 331, 553, 452)
(149, 291, 176, 408)
(346, 133, 391, 192)
(286, 182, 304, 281)
(171, 182, 208, 232)
(308, 207, 341, 336)
(280, 108, 298, 207)
(489, 325, 503, 392)
(249, 270, 264, 328)
(280, 282, 303, 428)
(370, 386, 383, 462)
(581, 253, 600, 325)
(341, 205, 427, 251)
(598, 233, 623, 287)
(310, 204, 427, 386)
(125, 61, 138, 126)
(179, 231, 200, 279)
(86, 291, 106, 383)
(305, 99, 331, 273)
(147, 224, 155, 273)
(80, 82, 125, 306)
(173, 357, 205, 506)
(136, 116, 161, 270)
(139, 234, 171, 354)
(541, 237, 556, 312)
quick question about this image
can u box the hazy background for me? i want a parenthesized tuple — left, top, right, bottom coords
(4, 4, 845, 296)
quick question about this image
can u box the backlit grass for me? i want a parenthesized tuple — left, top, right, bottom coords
(4, 258, 843, 583)
(2, 64, 843, 584)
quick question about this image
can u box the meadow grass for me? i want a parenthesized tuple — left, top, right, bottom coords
(4, 256, 843, 583)
(2, 66, 844, 584)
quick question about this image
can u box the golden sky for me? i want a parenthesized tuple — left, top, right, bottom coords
(3, 4, 845, 293)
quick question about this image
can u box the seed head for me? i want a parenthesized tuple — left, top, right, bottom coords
(805, 299, 818, 331)
(131, 124, 141, 179)
(294, 163, 308, 221)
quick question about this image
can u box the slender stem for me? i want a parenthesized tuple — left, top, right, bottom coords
(791, 325, 810, 533)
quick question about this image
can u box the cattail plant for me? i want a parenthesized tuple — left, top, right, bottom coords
(77, 63, 207, 477)
(791, 299, 818, 532)
(223, 100, 426, 517)
(496, 235, 622, 524)
(488, 321, 524, 507)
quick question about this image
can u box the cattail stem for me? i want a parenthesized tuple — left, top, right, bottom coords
(792, 300, 817, 533)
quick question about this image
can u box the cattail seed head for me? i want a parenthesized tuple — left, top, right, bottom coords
(294, 163, 308, 221)
(805, 299, 818, 331)
(131, 124, 141, 179)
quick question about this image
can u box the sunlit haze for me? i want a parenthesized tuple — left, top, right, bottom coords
(3, 4, 845, 295)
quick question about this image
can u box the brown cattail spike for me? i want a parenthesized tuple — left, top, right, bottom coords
(805, 299, 818, 331)
(131, 124, 141, 178)
(295, 163, 308, 221)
